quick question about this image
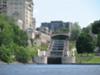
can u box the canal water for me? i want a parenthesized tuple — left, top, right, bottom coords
(0, 64, 100, 75)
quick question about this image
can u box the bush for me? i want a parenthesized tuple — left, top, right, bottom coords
(27, 46, 38, 57)
(0, 15, 29, 63)
(15, 46, 32, 63)
(0, 45, 15, 63)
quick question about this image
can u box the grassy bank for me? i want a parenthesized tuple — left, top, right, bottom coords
(76, 54, 100, 63)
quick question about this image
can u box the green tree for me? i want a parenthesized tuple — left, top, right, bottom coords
(76, 32, 95, 54)
(92, 20, 100, 34)
(82, 25, 91, 34)
(15, 46, 31, 63)
(0, 15, 29, 63)
(13, 29, 28, 47)
(0, 45, 15, 63)
(0, 15, 28, 47)
(92, 20, 100, 50)
(70, 22, 81, 41)
(97, 34, 100, 48)
(0, 16, 14, 46)
(27, 46, 38, 57)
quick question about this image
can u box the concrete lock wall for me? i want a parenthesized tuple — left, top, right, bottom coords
(62, 56, 76, 64)
(34, 56, 47, 64)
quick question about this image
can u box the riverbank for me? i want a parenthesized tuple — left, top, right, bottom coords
(1, 61, 100, 65)
(0, 61, 6, 64)
(0, 60, 37, 65)
(0, 61, 25, 65)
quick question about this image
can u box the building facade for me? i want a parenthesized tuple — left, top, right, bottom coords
(41, 21, 72, 33)
(7, 0, 34, 30)
(0, 0, 35, 31)
(0, 0, 7, 14)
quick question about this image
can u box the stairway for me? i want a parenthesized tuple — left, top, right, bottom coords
(47, 39, 67, 64)
(50, 40, 64, 57)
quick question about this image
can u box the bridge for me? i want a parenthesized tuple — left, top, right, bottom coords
(47, 33, 75, 64)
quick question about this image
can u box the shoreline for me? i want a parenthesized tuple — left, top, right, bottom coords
(0, 61, 100, 65)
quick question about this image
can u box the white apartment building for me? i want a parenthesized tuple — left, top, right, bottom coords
(0, 0, 35, 31)
(0, 0, 7, 14)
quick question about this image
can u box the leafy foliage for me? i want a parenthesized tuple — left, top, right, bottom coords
(0, 15, 28, 46)
(97, 34, 100, 47)
(14, 46, 32, 63)
(0, 15, 37, 63)
(70, 23, 81, 41)
(92, 20, 100, 34)
(92, 20, 100, 50)
(76, 31, 95, 54)
(0, 45, 15, 63)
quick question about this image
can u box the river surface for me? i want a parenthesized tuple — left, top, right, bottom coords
(0, 64, 100, 75)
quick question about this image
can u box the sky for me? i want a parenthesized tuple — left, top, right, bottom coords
(34, 0, 100, 28)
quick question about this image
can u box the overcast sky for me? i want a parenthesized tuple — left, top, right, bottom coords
(34, 0, 100, 28)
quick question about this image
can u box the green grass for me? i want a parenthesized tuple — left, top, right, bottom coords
(86, 56, 100, 63)
(76, 54, 100, 63)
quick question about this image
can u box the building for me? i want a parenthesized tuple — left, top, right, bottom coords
(41, 21, 72, 33)
(7, 0, 34, 30)
(0, 0, 35, 31)
(32, 18, 36, 31)
(0, 0, 7, 14)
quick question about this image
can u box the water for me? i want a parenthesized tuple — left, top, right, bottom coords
(0, 64, 100, 75)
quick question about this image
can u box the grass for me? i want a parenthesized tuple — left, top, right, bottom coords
(86, 56, 100, 63)
(76, 53, 100, 64)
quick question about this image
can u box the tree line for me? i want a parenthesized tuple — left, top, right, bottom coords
(0, 15, 37, 63)
(76, 20, 100, 55)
